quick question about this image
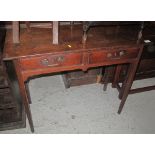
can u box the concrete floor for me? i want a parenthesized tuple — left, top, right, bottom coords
(1, 75, 155, 134)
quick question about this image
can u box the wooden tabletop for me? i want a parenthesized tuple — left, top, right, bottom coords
(3, 24, 141, 60)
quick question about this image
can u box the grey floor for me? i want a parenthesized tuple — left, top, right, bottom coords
(1, 75, 155, 134)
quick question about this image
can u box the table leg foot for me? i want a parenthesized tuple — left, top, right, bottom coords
(117, 63, 138, 114)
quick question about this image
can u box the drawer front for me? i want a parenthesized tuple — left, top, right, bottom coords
(89, 48, 139, 64)
(20, 53, 82, 70)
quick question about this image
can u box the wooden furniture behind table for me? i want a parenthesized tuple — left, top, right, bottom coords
(62, 67, 102, 88)
(82, 21, 143, 44)
(0, 26, 25, 131)
(12, 21, 59, 44)
(3, 23, 143, 132)
(63, 22, 144, 88)
(103, 23, 155, 97)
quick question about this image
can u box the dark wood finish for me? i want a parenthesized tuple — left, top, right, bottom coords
(3, 24, 143, 132)
(13, 60, 34, 132)
(116, 83, 121, 93)
(0, 88, 26, 131)
(0, 28, 26, 131)
(0, 62, 26, 131)
(88, 48, 139, 64)
(4, 25, 141, 59)
(129, 86, 155, 94)
(102, 23, 155, 95)
(103, 66, 112, 91)
(104, 62, 155, 98)
(62, 68, 101, 88)
(62, 73, 70, 88)
(82, 21, 142, 44)
(118, 63, 138, 113)
(112, 65, 122, 88)
(20, 52, 82, 70)
(62, 23, 155, 100)
(114, 81, 155, 96)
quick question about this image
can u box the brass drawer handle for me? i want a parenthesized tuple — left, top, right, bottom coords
(57, 56, 64, 62)
(119, 50, 126, 56)
(107, 50, 127, 59)
(41, 58, 49, 66)
(107, 53, 112, 58)
(41, 58, 59, 67)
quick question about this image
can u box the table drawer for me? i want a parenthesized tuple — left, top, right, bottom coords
(20, 53, 83, 70)
(89, 47, 140, 64)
